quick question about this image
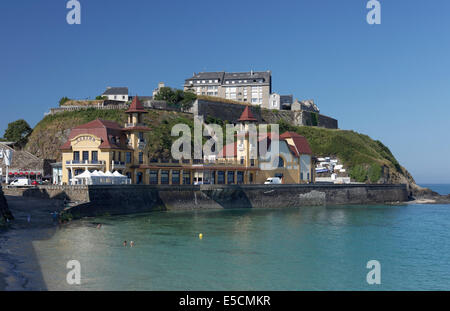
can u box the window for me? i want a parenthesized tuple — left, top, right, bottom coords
(183, 171, 191, 184)
(240, 157, 244, 165)
(112, 151, 115, 161)
(91, 151, 98, 163)
(139, 152, 143, 164)
(227, 171, 235, 184)
(278, 157, 285, 168)
(73, 151, 80, 162)
(122, 96, 125, 100)
(172, 170, 180, 185)
(138, 132, 144, 142)
(161, 170, 169, 184)
(149, 170, 158, 184)
(137, 172, 143, 184)
(237, 171, 244, 184)
(126, 152, 132, 164)
(82, 151, 89, 162)
(249, 173, 254, 183)
(225, 87, 237, 100)
(217, 171, 225, 184)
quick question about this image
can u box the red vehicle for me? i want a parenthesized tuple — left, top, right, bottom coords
(31, 180, 43, 186)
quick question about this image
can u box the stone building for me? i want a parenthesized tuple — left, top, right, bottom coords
(184, 71, 272, 108)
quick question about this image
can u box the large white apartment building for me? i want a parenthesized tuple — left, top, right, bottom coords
(184, 71, 272, 108)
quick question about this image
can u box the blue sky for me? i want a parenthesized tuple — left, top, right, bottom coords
(0, 0, 449, 183)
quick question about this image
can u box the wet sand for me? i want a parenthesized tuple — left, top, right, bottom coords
(0, 195, 65, 290)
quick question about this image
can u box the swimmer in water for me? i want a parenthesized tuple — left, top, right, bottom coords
(123, 240, 127, 247)
(130, 241, 135, 247)
(97, 224, 102, 229)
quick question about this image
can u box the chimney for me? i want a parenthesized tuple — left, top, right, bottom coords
(250, 70, 254, 76)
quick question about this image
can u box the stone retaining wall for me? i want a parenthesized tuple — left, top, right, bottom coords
(194, 99, 338, 129)
(7, 184, 408, 219)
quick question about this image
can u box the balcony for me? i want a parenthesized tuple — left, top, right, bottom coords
(65, 160, 106, 167)
(111, 161, 126, 169)
(125, 123, 147, 128)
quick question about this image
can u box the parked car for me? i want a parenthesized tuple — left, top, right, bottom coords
(10, 178, 31, 186)
(264, 177, 282, 185)
(31, 180, 43, 186)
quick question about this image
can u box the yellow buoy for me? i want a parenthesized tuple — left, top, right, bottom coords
(199, 233, 203, 240)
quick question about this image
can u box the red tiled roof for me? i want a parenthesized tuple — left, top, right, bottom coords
(60, 119, 131, 151)
(126, 95, 147, 114)
(280, 132, 313, 155)
(238, 106, 257, 122)
(217, 142, 237, 158)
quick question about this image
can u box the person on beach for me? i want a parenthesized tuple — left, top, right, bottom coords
(130, 241, 134, 247)
(123, 240, 127, 247)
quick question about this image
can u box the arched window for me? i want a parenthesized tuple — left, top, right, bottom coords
(278, 157, 285, 168)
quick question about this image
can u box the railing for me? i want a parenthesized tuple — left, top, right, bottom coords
(125, 123, 147, 128)
(112, 161, 126, 167)
(145, 158, 253, 167)
(66, 160, 106, 165)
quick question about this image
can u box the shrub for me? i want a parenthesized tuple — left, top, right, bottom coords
(368, 163, 382, 183)
(350, 165, 368, 183)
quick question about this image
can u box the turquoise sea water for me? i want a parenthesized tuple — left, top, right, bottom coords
(5, 203, 450, 291)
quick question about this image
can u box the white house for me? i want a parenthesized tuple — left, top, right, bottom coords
(102, 87, 129, 102)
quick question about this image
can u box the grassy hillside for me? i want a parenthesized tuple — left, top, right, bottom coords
(278, 120, 414, 185)
(25, 108, 193, 161)
(25, 108, 415, 186)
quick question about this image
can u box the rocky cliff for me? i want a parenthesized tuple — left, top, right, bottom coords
(0, 186, 13, 224)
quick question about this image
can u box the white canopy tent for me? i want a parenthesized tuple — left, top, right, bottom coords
(73, 170, 131, 185)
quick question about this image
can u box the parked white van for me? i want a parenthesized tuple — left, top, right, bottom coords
(264, 177, 282, 185)
(10, 178, 30, 186)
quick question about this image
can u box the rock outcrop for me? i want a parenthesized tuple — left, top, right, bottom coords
(0, 186, 14, 223)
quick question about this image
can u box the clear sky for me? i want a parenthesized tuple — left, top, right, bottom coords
(0, 0, 449, 183)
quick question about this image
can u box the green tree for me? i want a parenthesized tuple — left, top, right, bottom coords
(59, 97, 70, 106)
(180, 90, 196, 111)
(311, 112, 319, 126)
(154, 87, 196, 111)
(95, 96, 107, 100)
(3, 119, 32, 143)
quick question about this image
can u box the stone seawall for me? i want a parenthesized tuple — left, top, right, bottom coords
(6, 184, 408, 219)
